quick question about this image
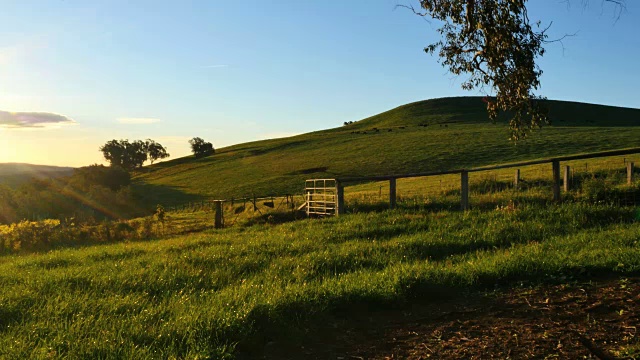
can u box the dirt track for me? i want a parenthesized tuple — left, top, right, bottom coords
(258, 276, 639, 359)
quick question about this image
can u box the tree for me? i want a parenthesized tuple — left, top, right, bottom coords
(406, 0, 626, 140)
(189, 137, 215, 158)
(126, 140, 148, 169)
(99, 140, 127, 168)
(144, 139, 170, 164)
(100, 139, 169, 170)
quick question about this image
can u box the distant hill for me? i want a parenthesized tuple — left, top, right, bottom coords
(135, 97, 640, 206)
(0, 163, 74, 187)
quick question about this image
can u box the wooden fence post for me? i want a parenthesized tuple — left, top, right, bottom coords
(461, 170, 469, 211)
(514, 169, 520, 190)
(389, 178, 397, 209)
(628, 162, 635, 185)
(563, 165, 571, 192)
(252, 194, 257, 211)
(552, 160, 561, 202)
(335, 181, 345, 215)
(214, 201, 223, 229)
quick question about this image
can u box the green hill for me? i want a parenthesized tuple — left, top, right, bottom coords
(135, 97, 640, 205)
(0, 163, 74, 188)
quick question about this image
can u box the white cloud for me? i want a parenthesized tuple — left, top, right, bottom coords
(117, 117, 161, 124)
(0, 110, 75, 128)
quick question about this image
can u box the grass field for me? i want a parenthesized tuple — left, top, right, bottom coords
(1, 194, 639, 358)
(2, 97, 640, 358)
(345, 153, 640, 209)
(134, 97, 640, 206)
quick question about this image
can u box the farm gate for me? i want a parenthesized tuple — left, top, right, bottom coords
(305, 179, 344, 216)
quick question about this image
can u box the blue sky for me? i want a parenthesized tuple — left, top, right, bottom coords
(0, 0, 637, 166)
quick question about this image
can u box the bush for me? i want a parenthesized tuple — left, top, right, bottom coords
(0, 216, 165, 254)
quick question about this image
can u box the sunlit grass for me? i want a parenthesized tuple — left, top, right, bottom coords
(345, 154, 640, 206)
(1, 200, 639, 358)
(135, 97, 640, 205)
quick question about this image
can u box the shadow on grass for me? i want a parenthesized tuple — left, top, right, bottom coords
(236, 268, 640, 360)
(242, 210, 307, 227)
(132, 181, 207, 208)
(347, 201, 462, 214)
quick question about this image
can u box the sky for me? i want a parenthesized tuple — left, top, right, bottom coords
(0, 0, 638, 167)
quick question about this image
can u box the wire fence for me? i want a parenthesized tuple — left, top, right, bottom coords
(163, 194, 308, 227)
(163, 150, 640, 226)
(339, 152, 640, 213)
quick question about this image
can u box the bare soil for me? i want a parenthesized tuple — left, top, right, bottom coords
(255, 276, 639, 359)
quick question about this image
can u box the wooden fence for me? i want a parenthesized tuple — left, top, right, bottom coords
(324, 147, 640, 215)
(165, 194, 300, 228)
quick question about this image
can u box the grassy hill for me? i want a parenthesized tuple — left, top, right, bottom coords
(0, 163, 74, 188)
(136, 97, 640, 206)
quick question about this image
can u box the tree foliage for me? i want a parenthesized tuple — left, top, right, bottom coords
(189, 137, 215, 158)
(99, 139, 169, 170)
(409, 0, 625, 140)
(145, 139, 170, 164)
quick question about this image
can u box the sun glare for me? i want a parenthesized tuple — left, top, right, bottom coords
(0, 131, 19, 163)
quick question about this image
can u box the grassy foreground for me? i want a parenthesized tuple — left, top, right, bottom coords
(1, 201, 639, 358)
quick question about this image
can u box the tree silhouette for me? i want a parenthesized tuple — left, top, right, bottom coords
(100, 139, 169, 170)
(405, 0, 626, 140)
(189, 137, 215, 158)
(145, 139, 170, 164)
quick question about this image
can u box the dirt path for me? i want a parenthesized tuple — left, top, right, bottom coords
(256, 276, 639, 359)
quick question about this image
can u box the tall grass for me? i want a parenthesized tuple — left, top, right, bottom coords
(0, 201, 638, 358)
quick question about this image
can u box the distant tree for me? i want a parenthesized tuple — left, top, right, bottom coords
(144, 139, 170, 164)
(189, 137, 215, 158)
(100, 139, 168, 170)
(100, 140, 128, 168)
(126, 140, 148, 169)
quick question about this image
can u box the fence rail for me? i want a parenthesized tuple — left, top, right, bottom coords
(164, 193, 301, 228)
(165, 147, 640, 223)
(325, 147, 640, 215)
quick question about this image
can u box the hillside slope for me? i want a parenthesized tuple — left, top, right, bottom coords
(136, 97, 640, 205)
(0, 163, 74, 188)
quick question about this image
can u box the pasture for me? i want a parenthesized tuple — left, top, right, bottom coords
(2, 97, 640, 358)
(1, 195, 639, 358)
(134, 97, 640, 206)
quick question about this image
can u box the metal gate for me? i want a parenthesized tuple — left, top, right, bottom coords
(305, 179, 337, 216)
